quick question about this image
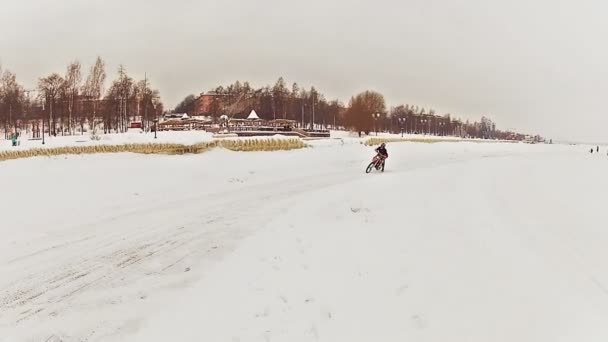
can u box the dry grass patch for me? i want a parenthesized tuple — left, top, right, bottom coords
(220, 138, 306, 151)
(364, 137, 514, 146)
(364, 138, 443, 146)
(0, 138, 306, 162)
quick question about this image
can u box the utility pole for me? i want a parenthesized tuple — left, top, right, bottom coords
(23, 89, 35, 138)
(144, 72, 148, 132)
(311, 91, 315, 130)
(301, 102, 304, 128)
(50, 95, 54, 137)
(42, 100, 46, 144)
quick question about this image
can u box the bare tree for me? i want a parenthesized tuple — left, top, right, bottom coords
(38, 73, 64, 137)
(272, 77, 287, 119)
(64, 60, 82, 135)
(343, 90, 386, 133)
(82, 56, 106, 135)
(174, 94, 196, 114)
(135, 77, 161, 130)
(0, 69, 25, 137)
(104, 65, 135, 133)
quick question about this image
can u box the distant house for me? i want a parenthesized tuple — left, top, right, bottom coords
(163, 113, 188, 120)
(193, 91, 258, 118)
(158, 118, 210, 131)
(194, 92, 222, 115)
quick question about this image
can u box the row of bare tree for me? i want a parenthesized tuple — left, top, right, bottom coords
(344, 91, 513, 139)
(0, 57, 163, 139)
(1, 65, 526, 141)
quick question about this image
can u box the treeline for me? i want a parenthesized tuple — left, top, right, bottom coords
(344, 90, 506, 139)
(0, 57, 163, 139)
(175, 77, 343, 130)
(0, 65, 524, 140)
(175, 78, 522, 139)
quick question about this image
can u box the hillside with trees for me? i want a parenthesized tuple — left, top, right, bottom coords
(175, 77, 529, 140)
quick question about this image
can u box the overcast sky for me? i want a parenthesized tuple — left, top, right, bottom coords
(1, 0, 607, 142)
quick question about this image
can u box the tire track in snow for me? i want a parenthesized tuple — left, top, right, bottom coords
(0, 169, 359, 332)
(1, 148, 513, 339)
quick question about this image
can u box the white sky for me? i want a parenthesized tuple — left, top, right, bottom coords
(1, 0, 607, 142)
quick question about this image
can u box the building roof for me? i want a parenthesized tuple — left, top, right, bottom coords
(247, 110, 260, 120)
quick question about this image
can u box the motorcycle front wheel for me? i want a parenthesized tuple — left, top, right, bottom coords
(365, 162, 375, 173)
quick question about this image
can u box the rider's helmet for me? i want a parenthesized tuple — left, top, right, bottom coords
(380, 143, 386, 148)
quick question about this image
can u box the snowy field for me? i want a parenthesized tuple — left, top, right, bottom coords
(1, 140, 608, 341)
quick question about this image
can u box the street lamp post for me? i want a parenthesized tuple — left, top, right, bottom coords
(42, 116, 45, 145)
(398, 117, 406, 138)
(372, 113, 381, 136)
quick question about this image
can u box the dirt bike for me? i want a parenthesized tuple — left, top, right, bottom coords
(365, 153, 386, 173)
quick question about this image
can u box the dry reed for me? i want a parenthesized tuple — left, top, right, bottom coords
(0, 138, 307, 162)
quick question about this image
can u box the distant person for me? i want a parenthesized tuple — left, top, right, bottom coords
(11, 135, 17, 147)
(597, 146, 600, 153)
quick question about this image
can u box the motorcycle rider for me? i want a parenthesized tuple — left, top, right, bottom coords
(365, 142, 389, 173)
(375, 142, 388, 162)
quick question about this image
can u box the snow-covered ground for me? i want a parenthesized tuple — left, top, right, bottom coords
(1, 129, 491, 154)
(0, 130, 216, 152)
(1, 130, 355, 153)
(330, 130, 465, 141)
(1, 140, 608, 342)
